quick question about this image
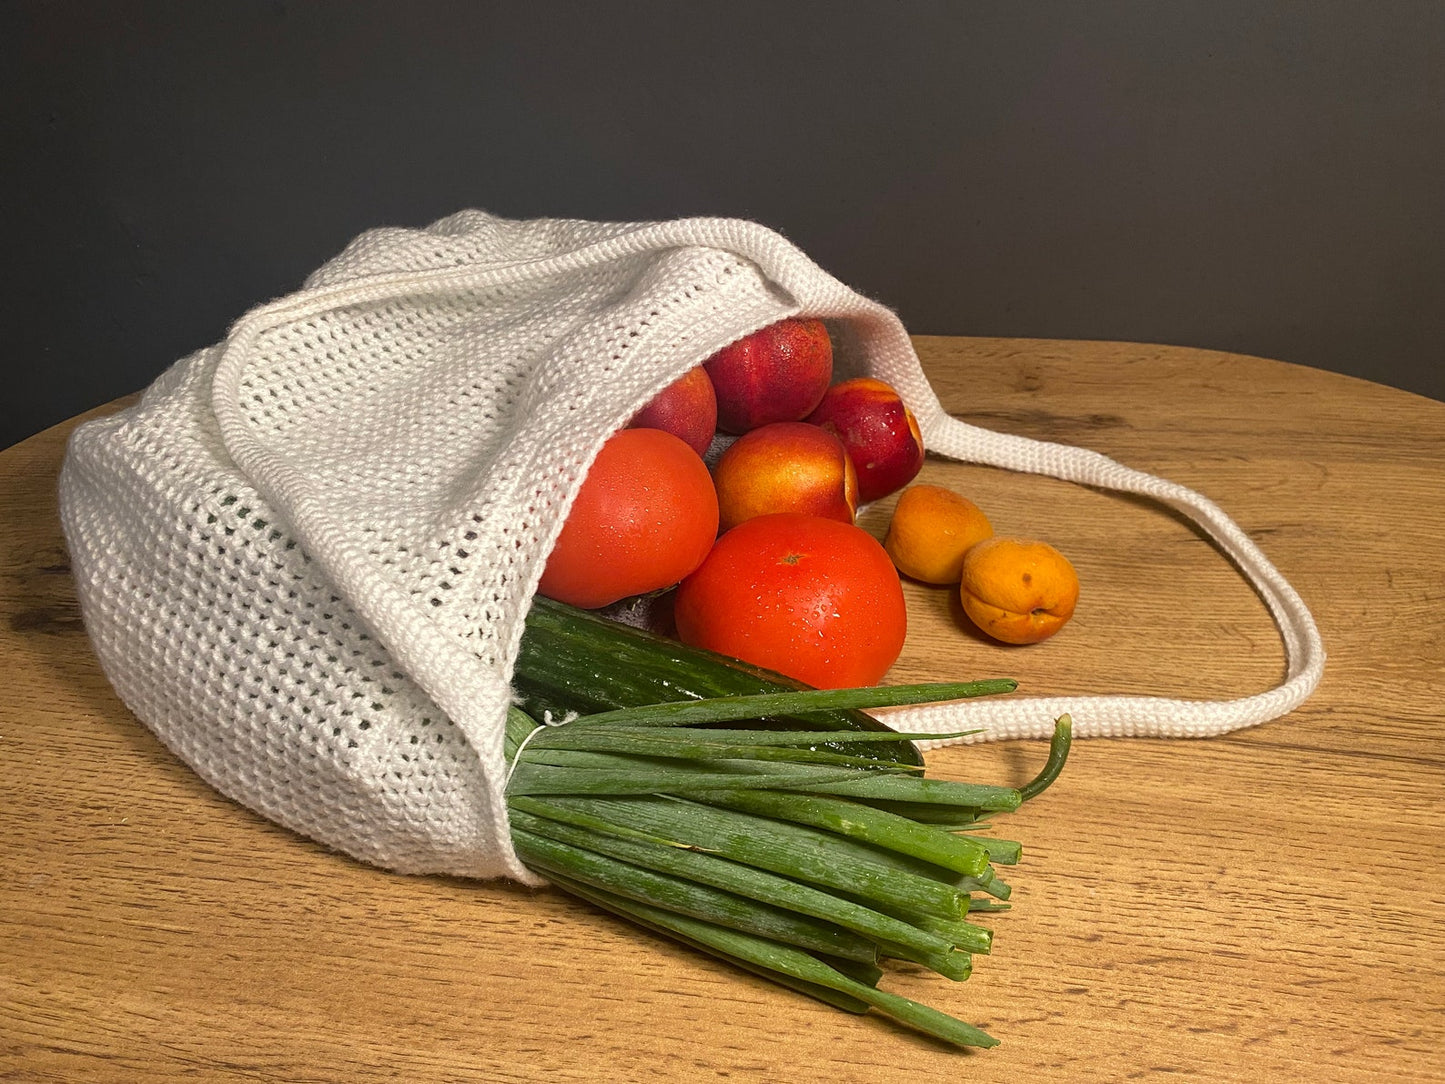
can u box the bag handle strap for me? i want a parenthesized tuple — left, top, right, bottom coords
(880, 402, 1326, 743)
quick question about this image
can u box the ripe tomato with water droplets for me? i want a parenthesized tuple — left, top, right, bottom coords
(673, 512, 907, 689)
(538, 428, 719, 609)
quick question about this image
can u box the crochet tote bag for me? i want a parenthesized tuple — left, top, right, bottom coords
(58, 210, 1324, 883)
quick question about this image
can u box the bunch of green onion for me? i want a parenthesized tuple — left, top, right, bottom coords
(504, 679, 1071, 1050)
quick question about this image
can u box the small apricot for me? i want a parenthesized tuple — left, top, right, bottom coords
(960, 537, 1079, 644)
(884, 484, 994, 584)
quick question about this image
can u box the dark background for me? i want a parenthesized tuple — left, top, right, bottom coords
(4, 1, 1442, 452)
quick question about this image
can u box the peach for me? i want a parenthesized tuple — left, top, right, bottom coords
(703, 318, 833, 434)
(711, 422, 858, 532)
(960, 537, 1080, 644)
(627, 366, 718, 457)
(805, 377, 925, 503)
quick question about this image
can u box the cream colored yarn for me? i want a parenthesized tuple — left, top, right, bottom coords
(58, 211, 1324, 882)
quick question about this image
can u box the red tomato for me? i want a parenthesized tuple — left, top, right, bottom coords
(673, 512, 907, 689)
(538, 428, 719, 609)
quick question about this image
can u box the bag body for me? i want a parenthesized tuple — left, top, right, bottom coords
(59, 211, 1323, 881)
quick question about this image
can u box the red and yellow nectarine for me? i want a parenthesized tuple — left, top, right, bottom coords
(711, 421, 858, 533)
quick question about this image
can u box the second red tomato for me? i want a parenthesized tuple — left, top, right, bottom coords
(673, 512, 907, 689)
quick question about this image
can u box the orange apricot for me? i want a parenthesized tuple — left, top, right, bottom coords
(883, 484, 994, 584)
(959, 537, 1079, 644)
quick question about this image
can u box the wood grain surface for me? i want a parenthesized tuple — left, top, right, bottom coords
(3, 337, 1442, 1082)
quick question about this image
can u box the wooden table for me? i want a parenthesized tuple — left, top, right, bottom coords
(3, 337, 1442, 1081)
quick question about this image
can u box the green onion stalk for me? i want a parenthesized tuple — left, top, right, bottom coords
(504, 677, 1072, 1050)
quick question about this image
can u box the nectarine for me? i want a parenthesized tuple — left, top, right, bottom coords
(627, 366, 717, 457)
(704, 318, 833, 434)
(711, 421, 858, 532)
(806, 377, 925, 503)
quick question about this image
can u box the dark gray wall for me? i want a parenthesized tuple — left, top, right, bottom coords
(4, 1, 1442, 452)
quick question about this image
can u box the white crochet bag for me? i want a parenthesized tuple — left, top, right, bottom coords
(59, 211, 1324, 883)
